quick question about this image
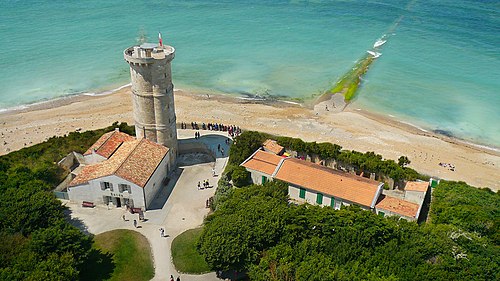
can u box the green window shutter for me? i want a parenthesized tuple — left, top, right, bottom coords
(379, 211, 385, 217)
(299, 188, 306, 199)
(316, 193, 323, 204)
(330, 197, 335, 207)
(262, 176, 266, 184)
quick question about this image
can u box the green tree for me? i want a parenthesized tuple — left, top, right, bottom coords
(231, 166, 250, 187)
(398, 156, 411, 167)
(0, 183, 65, 235)
(228, 131, 268, 165)
(29, 220, 93, 266)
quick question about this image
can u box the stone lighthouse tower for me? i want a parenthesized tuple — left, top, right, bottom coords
(123, 41, 178, 164)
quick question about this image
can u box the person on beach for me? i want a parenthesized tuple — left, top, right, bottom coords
(198, 181, 201, 190)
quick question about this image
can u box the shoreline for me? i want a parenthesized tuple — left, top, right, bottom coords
(1, 85, 499, 190)
(3, 83, 498, 153)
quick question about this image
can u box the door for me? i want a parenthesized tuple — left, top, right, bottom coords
(115, 197, 121, 207)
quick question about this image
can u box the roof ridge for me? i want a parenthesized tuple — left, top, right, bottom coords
(97, 131, 117, 152)
(288, 158, 379, 184)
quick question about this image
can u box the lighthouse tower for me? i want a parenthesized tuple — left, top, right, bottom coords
(123, 39, 178, 165)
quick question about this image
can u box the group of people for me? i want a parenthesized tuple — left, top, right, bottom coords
(194, 131, 201, 139)
(180, 121, 242, 138)
(198, 179, 211, 190)
(439, 162, 456, 171)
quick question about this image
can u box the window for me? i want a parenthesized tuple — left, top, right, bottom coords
(330, 197, 335, 208)
(101, 182, 113, 191)
(262, 176, 267, 184)
(299, 188, 306, 199)
(119, 184, 131, 193)
(316, 193, 323, 205)
(379, 211, 385, 217)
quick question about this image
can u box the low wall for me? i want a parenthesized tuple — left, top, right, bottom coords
(178, 140, 216, 161)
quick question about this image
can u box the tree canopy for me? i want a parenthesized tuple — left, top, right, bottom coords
(0, 122, 133, 280)
(199, 181, 499, 280)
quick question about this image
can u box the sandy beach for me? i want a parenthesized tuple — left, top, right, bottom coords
(0, 87, 498, 191)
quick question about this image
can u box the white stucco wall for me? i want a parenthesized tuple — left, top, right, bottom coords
(288, 184, 370, 210)
(248, 169, 272, 185)
(68, 174, 145, 209)
(375, 208, 415, 221)
(143, 152, 170, 208)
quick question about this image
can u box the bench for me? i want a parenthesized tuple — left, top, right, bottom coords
(82, 201, 95, 208)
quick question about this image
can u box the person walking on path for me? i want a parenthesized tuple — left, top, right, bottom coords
(197, 181, 201, 190)
(133, 219, 137, 228)
(177, 276, 181, 281)
(122, 214, 125, 221)
(170, 275, 174, 281)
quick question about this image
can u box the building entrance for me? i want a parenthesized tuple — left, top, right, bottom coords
(115, 197, 121, 207)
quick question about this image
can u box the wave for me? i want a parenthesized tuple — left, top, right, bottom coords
(367, 50, 382, 58)
(0, 83, 132, 113)
(373, 39, 387, 48)
(82, 83, 131, 96)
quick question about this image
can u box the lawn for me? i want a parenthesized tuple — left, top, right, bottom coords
(81, 229, 154, 281)
(171, 227, 211, 274)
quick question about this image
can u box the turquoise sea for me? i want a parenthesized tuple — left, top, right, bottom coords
(0, 0, 499, 147)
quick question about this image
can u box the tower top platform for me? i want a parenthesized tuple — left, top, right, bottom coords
(124, 43, 175, 64)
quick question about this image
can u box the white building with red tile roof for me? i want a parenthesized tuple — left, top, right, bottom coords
(242, 149, 383, 210)
(241, 148, 428, 221)
(68, 131, 173, 210)
(241, 149, 285, 184)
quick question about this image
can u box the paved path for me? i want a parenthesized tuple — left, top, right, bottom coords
(65, 131, 231, 281)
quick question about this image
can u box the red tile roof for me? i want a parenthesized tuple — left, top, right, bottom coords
(241, 150, 283, 175)
(263, 139, 284, 155)
(84, 131, 135, 158)
(405, 181, 429, 192)
(274, 158, 381, 208)
(70, 137, 169, 188)
(376, 195, 420, 218)
(115, 139, 169, 187)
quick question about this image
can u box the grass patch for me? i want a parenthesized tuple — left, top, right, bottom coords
(85, 229, 154, 281)
(171, 227, 211, 274)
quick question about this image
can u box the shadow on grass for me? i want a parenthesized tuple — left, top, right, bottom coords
(79, 248, 115, 281)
